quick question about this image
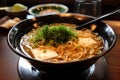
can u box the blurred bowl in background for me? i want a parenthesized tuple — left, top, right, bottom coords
(28, 3, 69, 16)
(6, 3, 28, 19)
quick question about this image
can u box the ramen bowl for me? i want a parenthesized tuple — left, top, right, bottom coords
(7, 13, 116, 73)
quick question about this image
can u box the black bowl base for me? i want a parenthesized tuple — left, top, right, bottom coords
(18, 57, 107, 80)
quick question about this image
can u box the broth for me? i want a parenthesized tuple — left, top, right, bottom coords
(20, 23, 103, 63)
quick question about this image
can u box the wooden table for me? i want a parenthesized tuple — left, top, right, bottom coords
(0, 19, 120, 80)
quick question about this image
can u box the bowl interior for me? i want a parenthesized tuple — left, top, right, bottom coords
(28, 3, 69, 16)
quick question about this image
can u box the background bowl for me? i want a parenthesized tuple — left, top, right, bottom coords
(28, 3, 69, 16)
(6, 3, 28, 19)
(7, 13, 116, 73)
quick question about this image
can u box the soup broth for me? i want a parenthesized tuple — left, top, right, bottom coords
(20, 23, 103, 63)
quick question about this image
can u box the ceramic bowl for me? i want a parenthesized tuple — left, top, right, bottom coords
(7, 13, 116, 73)
(28, 3, 68, 16)
(6, 4, 28, 19)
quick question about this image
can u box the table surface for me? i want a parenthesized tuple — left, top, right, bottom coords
(0, 15, 120, 80)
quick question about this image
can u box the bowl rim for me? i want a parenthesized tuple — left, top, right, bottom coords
(28, 3, 69, 16)
(5, 6, 28, 12)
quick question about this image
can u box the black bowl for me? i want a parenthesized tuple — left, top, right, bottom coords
(7, 13, 116, 73)
(6, 6, 28, 19)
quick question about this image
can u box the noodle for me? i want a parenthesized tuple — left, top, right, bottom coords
(20, 23, 103, 63)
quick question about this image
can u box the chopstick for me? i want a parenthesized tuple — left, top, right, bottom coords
(76, 9, 120, 29)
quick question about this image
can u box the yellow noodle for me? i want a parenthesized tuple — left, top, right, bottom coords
(21, 25, 103, 63)
(43, 30, 102, 62)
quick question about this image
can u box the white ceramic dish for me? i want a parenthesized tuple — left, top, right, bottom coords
(28, 3, 69, 16)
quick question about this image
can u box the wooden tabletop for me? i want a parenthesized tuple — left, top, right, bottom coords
(0, 19, 120, 80)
